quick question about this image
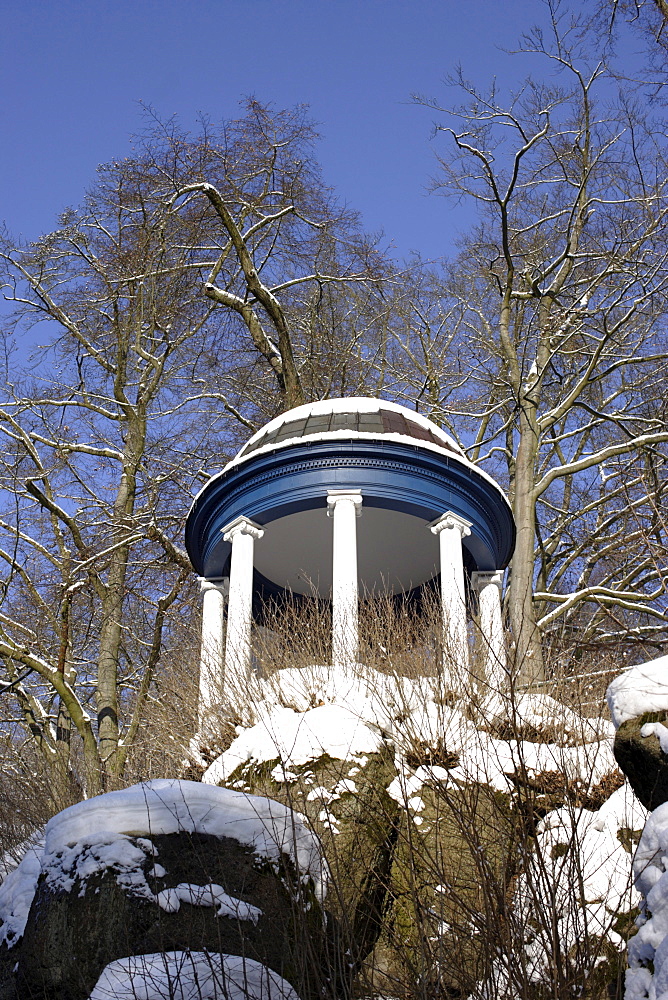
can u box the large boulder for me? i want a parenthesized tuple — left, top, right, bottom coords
(0, 952, 17, 1000)
(367, 777, 514, 1000)
(607, 657, 668, 809)
(613, 711, 668, 810)
(1, 780, 336, 1000)
(218, 739, 401, 978)
(18, 831, 328, 1000)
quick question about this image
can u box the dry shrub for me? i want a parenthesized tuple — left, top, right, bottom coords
(122, 635, 201, 784)
(208, 593, 638, 1000)
(0, 591, 641, 1000)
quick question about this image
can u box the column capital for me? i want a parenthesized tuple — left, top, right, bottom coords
(199, 577, 229, 596)
(222, 516, 265, 543)
(471, 570, 504, 592)
(429, 510, 472, 539)
(327, 489, 363, 518)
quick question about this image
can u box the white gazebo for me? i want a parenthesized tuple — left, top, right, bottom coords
(185, 398, 515, 719)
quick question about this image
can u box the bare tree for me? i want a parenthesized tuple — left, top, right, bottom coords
(149, 101, 389, 413)
(407, 5, 668, 678)
(605, 0, 668, 75)
(0, 102, 394, 801)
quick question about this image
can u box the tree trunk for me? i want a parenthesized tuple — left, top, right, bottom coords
(96, 412, 145, 780)
(510, 412, 545, 685)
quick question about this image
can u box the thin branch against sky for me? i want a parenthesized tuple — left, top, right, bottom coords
(0, 0, 633, 264)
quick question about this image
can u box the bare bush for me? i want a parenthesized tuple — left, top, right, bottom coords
(184, 593, 640, 1000)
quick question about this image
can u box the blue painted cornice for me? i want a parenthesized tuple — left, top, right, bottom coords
(186, 438, 515, 581)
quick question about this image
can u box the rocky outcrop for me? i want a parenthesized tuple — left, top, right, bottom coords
(614, 711, 668, 810)
(368, 780, 514, 1000)
(219, 740, 518, 999)
(222, 743, 401, 980)
(204, 670, 629, 1000)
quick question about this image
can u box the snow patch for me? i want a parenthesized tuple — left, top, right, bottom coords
(607, 656, 668, 728)
(485, 691, 614, 741)
(202, 703, 383, 785)
(155, 884, 262, 923)
(515, 781, 645, 981)
(204, 666, 613, 799)
(626, 800, 668, 1000)
(641, 721, 668, 754)
(89, 951, 300, 1000)
(0, 839, 43, 947)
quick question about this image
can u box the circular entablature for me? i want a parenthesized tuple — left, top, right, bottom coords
(186, 431, 515, 594)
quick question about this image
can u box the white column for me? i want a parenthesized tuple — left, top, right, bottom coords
(430, 511, 472, 681)
(327, 490, 363, 668)
(472, 570, 507, 696)
(198, 578, 228, 725)
(223, 516, 264, 696)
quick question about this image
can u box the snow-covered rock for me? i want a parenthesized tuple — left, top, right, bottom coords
(516, 781, 645, 983)
(607, 657, 668, 811)
(607, 656, 668, 729)
(201, 662, 627, 1000)
(0, 779, 325, 953)
(626, 800, 668, 1000)
(203, 703, 384, 786)
(44, 779, 323, 897)
(3, 780, 334, 1000)
(204, 665, 616, 795)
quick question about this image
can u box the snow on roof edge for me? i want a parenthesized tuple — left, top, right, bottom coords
(189, 429, 512, 513)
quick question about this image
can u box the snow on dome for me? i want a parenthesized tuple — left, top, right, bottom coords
(606, 655, 668, 728)
(227, 397, 465, 469)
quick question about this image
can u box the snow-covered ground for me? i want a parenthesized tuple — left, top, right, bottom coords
(203, 663, 616, 796)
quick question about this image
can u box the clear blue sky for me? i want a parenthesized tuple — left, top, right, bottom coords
(0, 0, 588, 265)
